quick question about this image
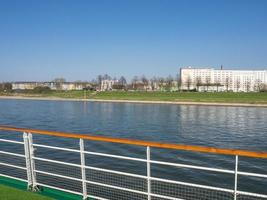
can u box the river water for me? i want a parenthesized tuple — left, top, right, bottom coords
(0, 99, 266, 197)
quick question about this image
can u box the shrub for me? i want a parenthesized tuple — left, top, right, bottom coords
(33, 86, 51, 93)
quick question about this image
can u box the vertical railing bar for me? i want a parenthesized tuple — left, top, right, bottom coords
(234, 155, 238, 200)
(147, 146, 151, 200)
(23, 132, 32, 188)
(28, 133, 38, 191)
(80, 138, 87, 200)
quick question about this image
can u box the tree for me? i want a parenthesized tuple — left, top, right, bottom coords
(176, 74, 181, 92)
(236, 78, 241, 92)
(33, 86, 51, 93)
(195, 76, 202, 91)
(53, 78, 65, 90)
(132, 76, 139, 90)
(112, 84, 124, 90)
(141, 75, 149, 91)
(150, 77, 157, 91)
(225, 77, 230, 92)
(214, 78, 221, 92)
(53, 78, 66, 83)
(185, 76, 192, 91)
(119, 76, 127, 86)
(262, 84, 267, 92)
(0, 82, 12, 91)
(165, 75, 173, 91)
(103, 74, 111, 80)
(246, 79, 251, 92)
(205, 76, 211, 91)
(97, 75, 103, 85)
(158, 77, 165, 91)
(111, 76, 127, 91)
(255, 79, 263, 92)
(90, 79, 97, 84)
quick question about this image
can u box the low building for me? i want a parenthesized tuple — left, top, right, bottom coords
(100, 79, 119, 91)
(12, 82, 42, 90)
(12, 82, 91, 91)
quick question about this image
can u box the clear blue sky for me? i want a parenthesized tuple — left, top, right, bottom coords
(0, 0, 267, 82)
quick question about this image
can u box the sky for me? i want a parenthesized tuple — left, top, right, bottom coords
(0, 0, 267, 82)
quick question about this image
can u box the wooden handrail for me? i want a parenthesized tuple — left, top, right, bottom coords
(0, 125, 267, 159)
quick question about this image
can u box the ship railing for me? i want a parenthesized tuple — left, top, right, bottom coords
(0, 125, 267, 200)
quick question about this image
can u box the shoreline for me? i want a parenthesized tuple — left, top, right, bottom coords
(1, 95, 267, 107)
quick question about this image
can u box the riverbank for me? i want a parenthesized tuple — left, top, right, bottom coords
(1, 95, 267, 107)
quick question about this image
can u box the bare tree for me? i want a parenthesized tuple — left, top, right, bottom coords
(214, 78, 221, 92)
(185, 76, 192, 91)
(90, 79, 97, 85)
(53, 78, 66, 83)
(158, 77, 165, 91)
(236, 78, 241, 92)
(263, 84, 267, 92)
(97, 75, 103, 85)
(150, 77, 157, 91)
(0, 82, 12, 91)
(132, 76, 139, 90)
(205, 76, 211, 91)
(176, 74, 181, 92)
(74, 80, 83, 89)
(165, 75, 173, 91)
(119, 76, 127, 86)
(141, 75, 149, 91)
(195, 76, 202, 91)
(246, 79, 251, 92)
(255, 79, 263, 92)
(103, 74, 111, 80)
(53, 77, 66, 90)
(225, 77, 230, 92)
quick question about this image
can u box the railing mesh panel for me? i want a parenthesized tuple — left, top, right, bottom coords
(36, 172, 82, 194)
(35, 159, 81, 179)
(237, 195, 267, 200)
(0, 153, 25, 167)
(86, 168, 147, 192)
(151, 180, 233, 200)
(86, 183, 147, 200)
(0, 165, 27, 180)
(0, 141, 25, 155)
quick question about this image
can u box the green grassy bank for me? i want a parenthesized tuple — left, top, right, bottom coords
(0, 184, 52, 200)
(0, 175, 83, 200)
(1, 91, 267, 104)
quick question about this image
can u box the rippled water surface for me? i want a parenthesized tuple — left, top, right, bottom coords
(0, 99, 267, 196)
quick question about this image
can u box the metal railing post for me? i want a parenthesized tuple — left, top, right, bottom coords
(234, 155, 239, 200)
(23, 132, 38, 191)
(80, 139, 87, 200)
(28, 133, 38, 191)
(147, 146, 151, 200)
(23, 132, 32, 188)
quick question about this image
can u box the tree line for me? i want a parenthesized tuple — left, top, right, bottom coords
(94, 74, 181, 91)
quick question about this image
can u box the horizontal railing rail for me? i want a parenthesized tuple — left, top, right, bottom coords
(0, 125, 267, 158)
(0, 125, 267, 200)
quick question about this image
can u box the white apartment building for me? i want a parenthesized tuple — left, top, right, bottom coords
(100, 79, 119, 91)
(180, 67, 267, 92)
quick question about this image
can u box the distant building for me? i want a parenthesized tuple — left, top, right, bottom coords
(100, 79, 119, 91)
(12, 82, 91, 91)
(180, 67, 267, 92)
(12, 82, 42, 90)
